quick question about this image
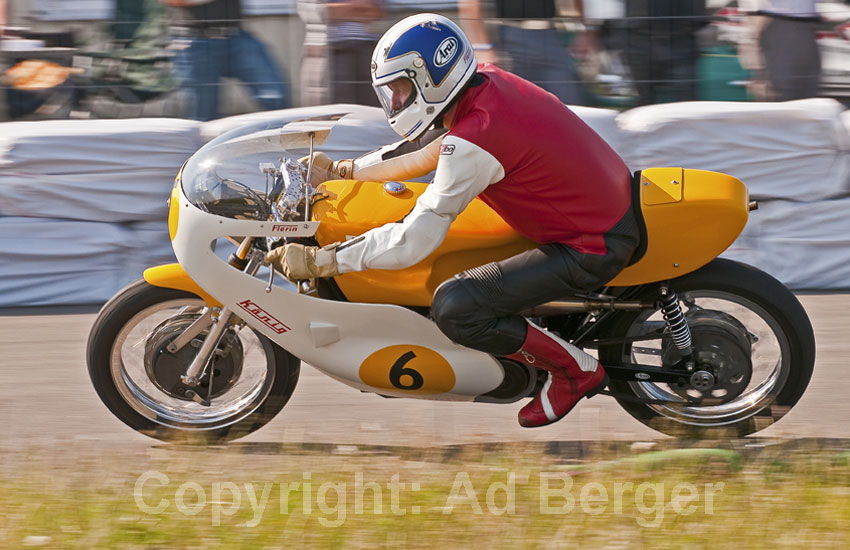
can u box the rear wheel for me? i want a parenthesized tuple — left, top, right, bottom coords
(87, 279, 300, 443)
(599, 259, 815, 437)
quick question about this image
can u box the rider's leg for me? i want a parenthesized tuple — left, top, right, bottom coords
(432, 225, 637, 427)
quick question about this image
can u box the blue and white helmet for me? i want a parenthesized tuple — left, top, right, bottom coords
(371, 13, 477, 141)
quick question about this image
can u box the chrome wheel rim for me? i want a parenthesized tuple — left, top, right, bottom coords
(110, 298, 275, 431)
(623, 290, 790, 427)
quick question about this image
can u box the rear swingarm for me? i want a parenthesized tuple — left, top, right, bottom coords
(604, 362, 690, 385)
(601, 362, 700, 406)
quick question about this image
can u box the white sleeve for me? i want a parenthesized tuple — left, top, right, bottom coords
(351, 132, 442, 182)
(336, 136, 505, 273)
(354, 138, 410, 170)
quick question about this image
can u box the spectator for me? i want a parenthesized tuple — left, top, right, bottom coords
(618, 0, 708, 106)
(0, 0, 6, 120)
(738, 0, 821, 101)
(459, 0, 587, 105)
(159, 0, 290, 120)
(297, 0, 384, 106)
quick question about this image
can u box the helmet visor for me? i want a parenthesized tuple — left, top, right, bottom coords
(374, 77, 418, 119)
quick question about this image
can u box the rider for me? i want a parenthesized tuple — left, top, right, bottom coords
(266, 13, 639, 428)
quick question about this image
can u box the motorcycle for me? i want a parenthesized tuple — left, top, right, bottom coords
(86, 116, 816, 442)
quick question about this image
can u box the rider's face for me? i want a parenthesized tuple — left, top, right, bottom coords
(389, 79, 414, 111)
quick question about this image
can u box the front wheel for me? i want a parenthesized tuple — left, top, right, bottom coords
(599, 258, 816, 437)
(87, 279, 300, 443)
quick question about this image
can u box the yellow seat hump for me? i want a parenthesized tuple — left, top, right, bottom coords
(607, 168, 750, 287)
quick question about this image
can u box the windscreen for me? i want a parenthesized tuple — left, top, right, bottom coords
(180, 124, 297, 221)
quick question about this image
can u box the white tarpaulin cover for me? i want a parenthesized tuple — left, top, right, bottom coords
(0, 217, 174, 306)
(1, 101, 849, 306)
(0, 118, 202, 222)
(723, 197, 850, 290)
(617, 98, 850, 201)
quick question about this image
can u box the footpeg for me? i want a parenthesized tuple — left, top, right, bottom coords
(585, 374, 610, 399)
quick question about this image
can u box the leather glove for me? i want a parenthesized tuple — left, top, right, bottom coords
(264, 242, 340, 281)
(299, 152, 354, 186)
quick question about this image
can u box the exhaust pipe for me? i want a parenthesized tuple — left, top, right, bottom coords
(523, 299, 655, 316)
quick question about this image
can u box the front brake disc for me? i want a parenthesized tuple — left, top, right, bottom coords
(143, 315, 243, 401)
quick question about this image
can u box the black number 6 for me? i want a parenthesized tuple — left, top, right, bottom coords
(389, 351, 424, 390)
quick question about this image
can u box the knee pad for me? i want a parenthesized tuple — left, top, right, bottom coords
(431, 278, 479, 343)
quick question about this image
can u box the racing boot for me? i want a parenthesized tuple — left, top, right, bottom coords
(506, 322, 609, 428)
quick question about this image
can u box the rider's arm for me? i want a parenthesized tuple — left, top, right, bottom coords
(348, 129, 446, 182)
(335, 135, 505, 272)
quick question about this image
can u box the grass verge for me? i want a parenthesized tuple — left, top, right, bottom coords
(1, 439, 849, 549)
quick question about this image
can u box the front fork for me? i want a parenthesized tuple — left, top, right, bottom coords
(179, 237, 262, 397)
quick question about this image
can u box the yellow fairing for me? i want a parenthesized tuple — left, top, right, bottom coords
(607, 168, 749, 286)
(143, 264, 222, 308)
(313, 169, 749, 306)
(313, 180, 535, 306)
(168, 182, 180, 242)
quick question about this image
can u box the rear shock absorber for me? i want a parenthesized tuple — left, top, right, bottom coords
(659, 284, 694, 370)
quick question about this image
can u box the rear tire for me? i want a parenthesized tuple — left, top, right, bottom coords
(599, 258, 815, 437)
(87, 279, 300, 443)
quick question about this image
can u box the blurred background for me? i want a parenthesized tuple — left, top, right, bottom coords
(0, 0, 848, 122)
(2, 9, 850, 547)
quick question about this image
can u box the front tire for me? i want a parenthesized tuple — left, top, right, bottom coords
(599, 258, 816, 437)
(87, 279, 300, 443)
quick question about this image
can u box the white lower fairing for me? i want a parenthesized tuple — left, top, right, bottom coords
(171, 186, 505, 401)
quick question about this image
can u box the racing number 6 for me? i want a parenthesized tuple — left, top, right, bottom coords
(359, 345, 456, 395)
(389, 351, 424, 390)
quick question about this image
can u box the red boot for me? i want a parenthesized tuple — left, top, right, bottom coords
(506, 322, 609, 428)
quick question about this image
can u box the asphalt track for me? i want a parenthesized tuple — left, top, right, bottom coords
(1, 293, 848, 450)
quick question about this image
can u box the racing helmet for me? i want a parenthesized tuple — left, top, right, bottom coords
(371, 13, 477, 141)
